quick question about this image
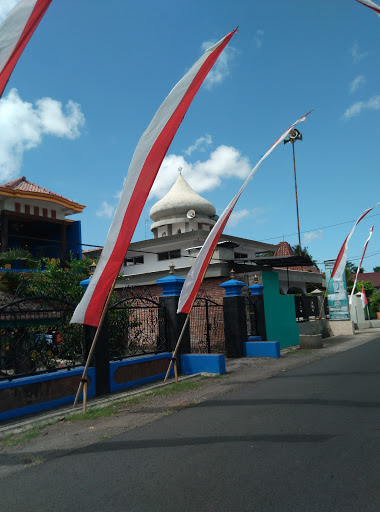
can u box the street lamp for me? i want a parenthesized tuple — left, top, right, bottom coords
(284, 129, 303, 256)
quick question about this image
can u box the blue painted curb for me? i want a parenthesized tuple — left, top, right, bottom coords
(110, 352, 174, 392)
(244, 341, 280, 358)
(180, 354, 226, 375)
(0, 367, 95, 422)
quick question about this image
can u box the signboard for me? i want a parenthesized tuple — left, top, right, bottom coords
(324, 260, 350, 320)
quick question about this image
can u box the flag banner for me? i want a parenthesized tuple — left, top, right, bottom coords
(0, 0, 53, 98)
(355, 0, 380, 17)
(71, 30, 237, 326)
(349, 226, 374, 305)
(177, 110, 312, 315)
(330, 202, 380, 281)
(361, 284, 368, 307)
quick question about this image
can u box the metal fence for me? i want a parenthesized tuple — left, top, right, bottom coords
(108, 289, 166, 360)
(189, 296, 224, 353)
(0, 296, 83, 380)
(294, 296, 320, 321)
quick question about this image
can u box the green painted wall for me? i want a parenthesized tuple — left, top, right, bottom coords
(262, 272, 299, 349)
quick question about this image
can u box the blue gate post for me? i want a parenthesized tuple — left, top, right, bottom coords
(220, 278, 247, 358)
(248, 282, 267, 341)
(80, 277, 110, 396)
(156, 274, 190, 373)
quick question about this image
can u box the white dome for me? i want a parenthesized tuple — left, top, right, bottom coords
(150, 173, 216, 222)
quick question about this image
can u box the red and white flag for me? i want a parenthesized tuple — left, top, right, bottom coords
(349, 226, 374, 304)
(355, 0, 380, 17)
(71, 30, 237, 327)
(361, 284, 368, 307)
(0, 0, 53, 98)
(330, 203, 380, 281)
(177, 110, 312, 315)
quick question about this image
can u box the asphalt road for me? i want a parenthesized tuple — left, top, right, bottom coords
(1, 337, 380, 512)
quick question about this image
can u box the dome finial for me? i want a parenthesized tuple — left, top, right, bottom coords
(178, 167, 182, 175)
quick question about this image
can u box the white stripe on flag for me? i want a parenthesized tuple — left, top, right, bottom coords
(355, 0, 380, 17)
(0, 0, 52, 97)
(330, 202, 380, 280)
(177, 110, 313, 315)
(349, 226, 374, 305)
(71, 30, 236, 327)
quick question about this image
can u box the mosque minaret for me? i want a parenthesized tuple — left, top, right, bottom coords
(149, 169, 218, 239)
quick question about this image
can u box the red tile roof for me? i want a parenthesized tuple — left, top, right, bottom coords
(274, 241, 321, 273)
(349, 272, 380, 288)
(0, 176, 85, 213)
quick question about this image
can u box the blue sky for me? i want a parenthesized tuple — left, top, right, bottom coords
(1, 0, 380, 271)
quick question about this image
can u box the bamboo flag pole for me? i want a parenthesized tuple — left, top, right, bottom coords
(164, 314, 190, 384)
(73, 274, 118, 410)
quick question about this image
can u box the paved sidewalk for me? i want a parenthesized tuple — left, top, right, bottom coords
(1, 327, 379, 437)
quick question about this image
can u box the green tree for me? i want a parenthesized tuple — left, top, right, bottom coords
(371, 292, 380, 313)
(291, 245, 319, 270)
(373, 266, 380, 272)
(4, 254, 93, 305)
(347, 279, 375, 297)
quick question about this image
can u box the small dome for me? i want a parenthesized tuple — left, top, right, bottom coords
(150, 173, 216, 222)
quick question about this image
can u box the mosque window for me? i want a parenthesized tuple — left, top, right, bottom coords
(124, 256, 144, 266)
(234, 252, 248, 259)
(158, 249, 181, 261)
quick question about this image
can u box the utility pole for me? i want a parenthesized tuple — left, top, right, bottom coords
(284, 129, 303, 256)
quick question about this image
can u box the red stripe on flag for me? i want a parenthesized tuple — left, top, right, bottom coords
(0, 0, 53, 97)
(83, 31, 235, 326)
(355, 0, 380, 15)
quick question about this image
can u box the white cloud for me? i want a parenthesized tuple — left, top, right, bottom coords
(255, 29, 264, 49)
(149, 144, 251, 199)
(0, 0, 18, 24)
(343, 94, 380, 119)
(349, 75, 366, 94)
(201, 40, 236, 90)
(0, 88, 85, 182)
(303, 230, 323, 244)
(350, 42, 368, 63)
(227, 207, 270, 228)
(96, 201, 114, 219)
(184, 134, 212, 156)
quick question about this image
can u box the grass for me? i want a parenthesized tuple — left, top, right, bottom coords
(0, 425, 43, 448)
(68, 405, 117, 422)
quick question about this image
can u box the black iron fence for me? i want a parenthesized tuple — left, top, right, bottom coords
(189, 296, 224, 353)
(294, 296, 320, 322)
(0, 296, 83, 380)
(109, 291, 166, 360)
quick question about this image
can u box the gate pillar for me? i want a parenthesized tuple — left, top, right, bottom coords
(248, 283, 267, 341)
(220, 279, 247, 358)
(156, 275, 190, 372)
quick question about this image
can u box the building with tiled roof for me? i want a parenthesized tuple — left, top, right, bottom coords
(349, 272, 380, 291)
(0, 176, 85, 265)
(274, 241, 320, 273)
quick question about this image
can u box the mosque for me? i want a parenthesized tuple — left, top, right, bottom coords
(84, 171, 324, 297)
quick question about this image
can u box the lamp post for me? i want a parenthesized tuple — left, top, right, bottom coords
(284, 128, 303, 256)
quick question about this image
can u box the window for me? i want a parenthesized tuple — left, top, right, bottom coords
(51, 210, 56, 219)
(124, 255, 144, 266)
(234, 252, 248, 259)
(34, 206, 39, 216)
(157, 249, 181, 261)
(25, 205, 30, 214)
(43, 208, 48, 217)
(177, 229, 181, 234)
(15, 203, 21, 212)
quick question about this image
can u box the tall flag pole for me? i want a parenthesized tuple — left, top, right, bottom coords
(71, 28, 237, 329)
(330, 202, 380, 281)
(0, 0, 53, 98)
(71, 29, 237, 408)
(163, 110, 313, 382)
(349, 226, 374, 305)
(177, 111, 312, 315)
(355, 0, 380, 17)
